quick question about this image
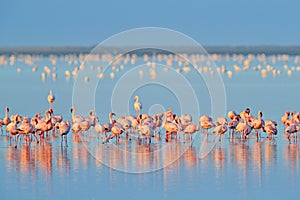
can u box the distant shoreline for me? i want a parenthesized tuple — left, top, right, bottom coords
(1, 46, 300, 55)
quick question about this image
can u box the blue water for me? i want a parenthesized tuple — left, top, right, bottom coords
(0, 53, 300, 199)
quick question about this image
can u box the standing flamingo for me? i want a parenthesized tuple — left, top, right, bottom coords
(6, 120, 19, 148)
(134, 96, 142, 116)
(212, 124, 227, 141)
(250, 110, 265, 141)
(228, 116, 239, 138)
(3, 106, 11, 127)
(56, 120, 71, 147)
(199, 115, 215, 133)
(48, 90, 55, 109)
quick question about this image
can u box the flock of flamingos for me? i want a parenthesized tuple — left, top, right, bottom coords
(0, 90, 299, 148)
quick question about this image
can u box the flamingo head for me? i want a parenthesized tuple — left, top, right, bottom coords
(90, 110, 95, 116)
(286, 111, 290, 116)
(258, 110, 263, 117)
(70, 107, 75, 113)
(245, 108, 250, 114)
(36, 113, 41, 118)
(134, 96, 138, 101)
(6, 106, 9, 112)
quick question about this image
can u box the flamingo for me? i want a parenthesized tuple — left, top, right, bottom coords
(136, 120, 152, 144)
(70, 107, 84, 124)
(281, 111, 290, 125)
(56, 120, 71, 147)
(134, 96, 142, 116)
(18, 117, 38, 144)
(215, 117, 228, 126)
(49, 108, 63, 134)
(103, 112, 116, 134)
(199, 115, 215, 133)
(182, 122, 199, 141)
(285, 124, 299, 142)
(162, 112, 181, 142)
(33, 110, 53, 138)
(106, 122, 124, 143)
(227, 110, 238, 120)
(262, 120, 278, 140)
(228, 116, 239, 138)
(250, 110, 265, 141)
(212, 124, 227, 141)
(180, 114, 193, 128)
(3, 106, 11, 127)
(239, 114, 253, 140)
(6, 120, 19, 148)
(10, 114, 22, 123)
(48, 90, 55, 108)
(95, 123, 105, 143)
(117, 115, 132, 137)
(85, 110, 99, 128)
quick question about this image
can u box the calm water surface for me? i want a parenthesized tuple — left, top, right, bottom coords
(0, 54, 299, 199)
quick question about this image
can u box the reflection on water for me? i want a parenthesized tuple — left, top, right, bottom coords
(1, 133, 300, 198)
(3, 135, 296, 184)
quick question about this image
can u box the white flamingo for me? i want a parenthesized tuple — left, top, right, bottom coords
(134, 96, 142, 116)
(48, 90, 55, 108)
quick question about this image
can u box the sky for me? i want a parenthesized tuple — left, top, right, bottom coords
(0, 0, 299, 46)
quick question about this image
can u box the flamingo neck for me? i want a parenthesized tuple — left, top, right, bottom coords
(109, 114, 113, 124)
(5, 108, 8, 118)
(162, 113, 167, 128)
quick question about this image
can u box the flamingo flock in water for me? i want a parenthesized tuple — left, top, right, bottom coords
(0, 90, 299, 148)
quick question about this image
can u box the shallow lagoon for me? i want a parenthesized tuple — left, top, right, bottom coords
(0, 53, 300, 199)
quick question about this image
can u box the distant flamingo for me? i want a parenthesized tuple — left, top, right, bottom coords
(134, 96, 142, 116)
(48, 90, 55, 108)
